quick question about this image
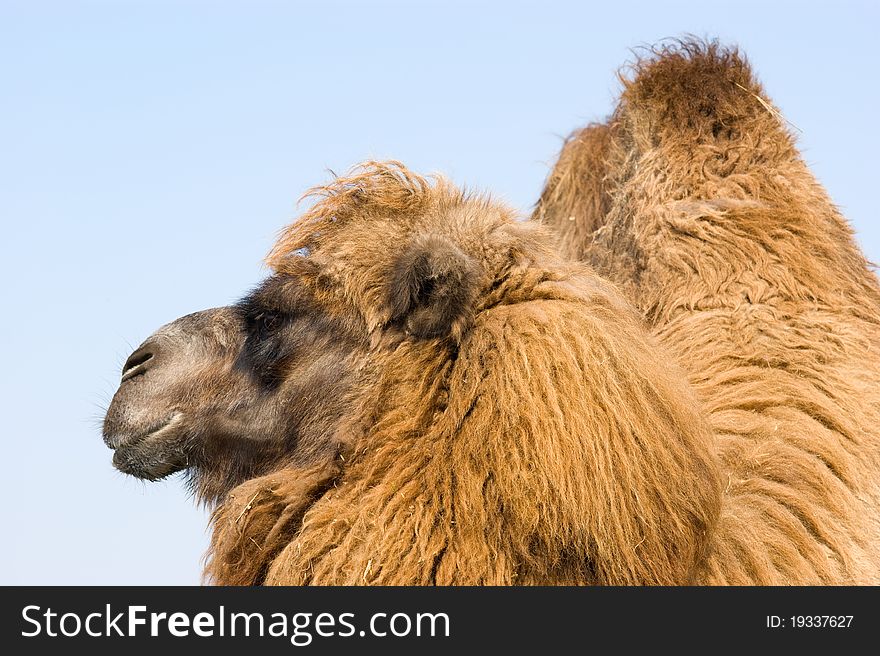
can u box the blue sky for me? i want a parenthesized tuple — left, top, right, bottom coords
(1, 0, 877, 584)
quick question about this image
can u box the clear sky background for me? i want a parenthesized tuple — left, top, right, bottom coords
(1, 0, 877, 584)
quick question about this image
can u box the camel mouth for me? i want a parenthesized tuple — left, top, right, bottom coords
(103, 414, 176, 449)
(110, 413, 188, 481)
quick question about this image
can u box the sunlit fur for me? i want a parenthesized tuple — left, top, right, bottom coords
(533, 40, 880, 583)
(205, 162, 721, 585)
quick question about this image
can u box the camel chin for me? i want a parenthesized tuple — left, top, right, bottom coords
(107, 413, 189, 481)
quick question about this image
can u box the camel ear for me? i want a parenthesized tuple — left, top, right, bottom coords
(387, 234, 481, 340)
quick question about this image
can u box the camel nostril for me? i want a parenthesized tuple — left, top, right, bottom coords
(121, 345, 156, 382)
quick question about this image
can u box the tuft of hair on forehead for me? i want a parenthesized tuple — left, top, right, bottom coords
(266, 160, 460, 271)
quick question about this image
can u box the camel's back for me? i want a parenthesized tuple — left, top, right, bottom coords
(534, 41, 880, 583)
(653, 292, 880, 583)
(640, 152, 880, 584)
(605, 43, 880, 584)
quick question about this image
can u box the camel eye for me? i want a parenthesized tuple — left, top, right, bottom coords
(253, 311, 282, 336)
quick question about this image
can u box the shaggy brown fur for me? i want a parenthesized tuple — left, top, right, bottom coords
(205, 162, 723, 585)
(533, 40, 880, 584)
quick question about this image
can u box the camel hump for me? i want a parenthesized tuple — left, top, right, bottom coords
(617, 39, 795, 155)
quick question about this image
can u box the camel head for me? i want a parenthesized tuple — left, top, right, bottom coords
(102, 161, 505, 504)
(102, 277, 367, 504)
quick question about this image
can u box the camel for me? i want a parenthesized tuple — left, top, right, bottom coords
(101, 41, 880, 585)
(533, 40, 880, 583)
(104, 161, 721, 584)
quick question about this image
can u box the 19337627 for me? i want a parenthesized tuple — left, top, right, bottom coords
(766, 616, 854, 628)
